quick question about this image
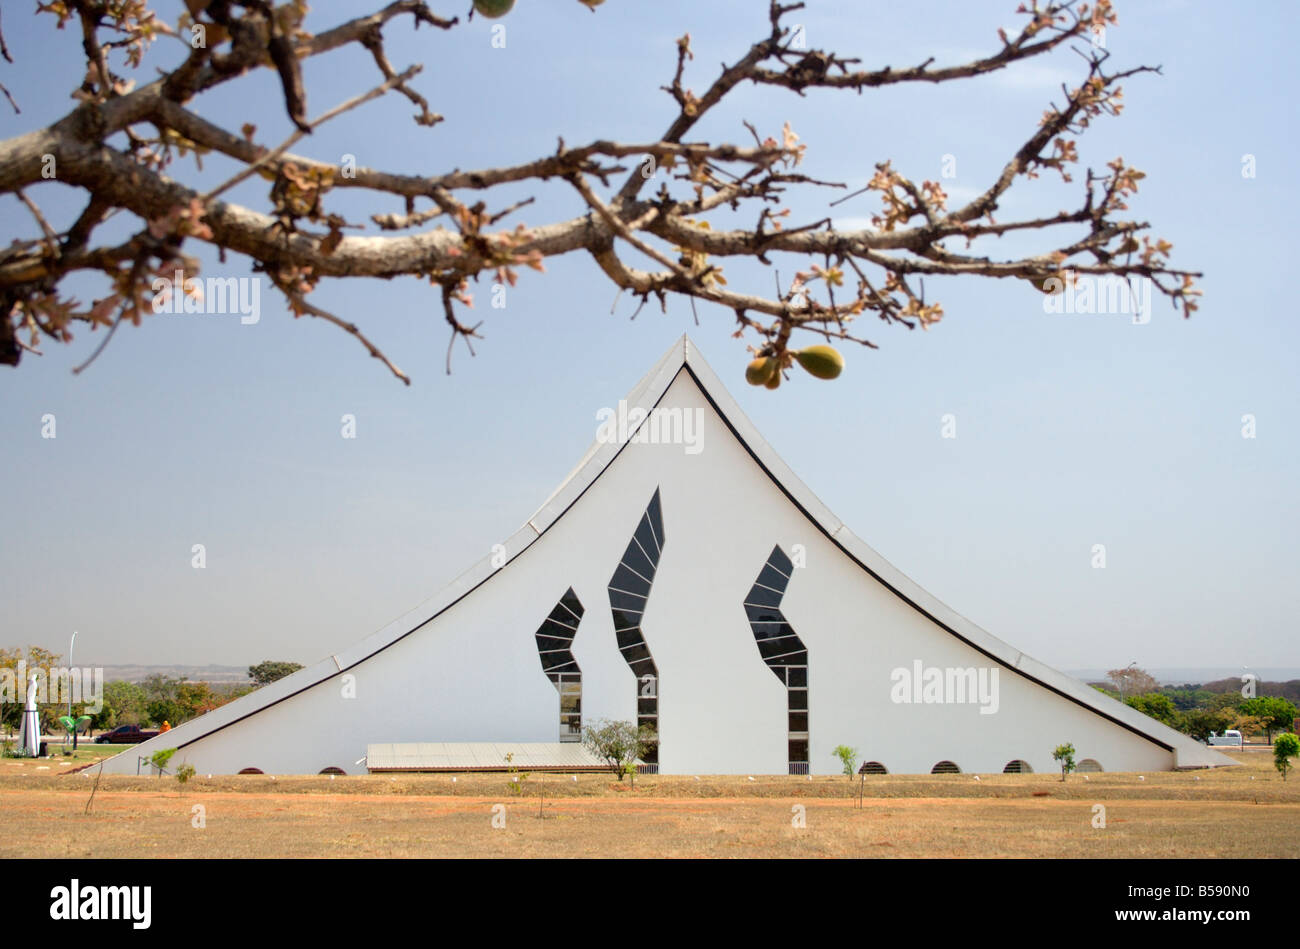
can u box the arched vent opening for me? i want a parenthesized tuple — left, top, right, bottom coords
(319, 767, 346, 775)
(931, 760, 961, 774)
(238, 768, 263, 775)
(1077, 758, 1104, 773)
(1002, 759, 1033, 774)
(858, 761, 888, 775)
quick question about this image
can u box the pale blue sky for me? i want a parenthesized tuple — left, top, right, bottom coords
(1, 1, 1296, 675)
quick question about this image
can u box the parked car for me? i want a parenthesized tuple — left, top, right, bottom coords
(1207, 729, 1244, 747)
(94, 724, 160, 744)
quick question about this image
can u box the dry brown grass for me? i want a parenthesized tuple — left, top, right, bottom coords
(1, 751, 1294, 858)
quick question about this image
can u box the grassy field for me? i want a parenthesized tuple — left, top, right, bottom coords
(0, 750, 1295, 857)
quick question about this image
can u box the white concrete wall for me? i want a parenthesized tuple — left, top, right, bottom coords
(105, 370, 1176, 776)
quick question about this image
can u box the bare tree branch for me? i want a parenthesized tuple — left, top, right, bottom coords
(0, 0, 1198, 380)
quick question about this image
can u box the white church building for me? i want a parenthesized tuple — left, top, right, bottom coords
(99, 337, 1233, 776)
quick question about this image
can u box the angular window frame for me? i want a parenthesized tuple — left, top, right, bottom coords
(607, 488, 665, 763)
(534, 588, 586, 742)
(744, 545, 810, 774)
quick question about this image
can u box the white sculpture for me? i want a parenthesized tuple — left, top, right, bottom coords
(18, 673, 40, 757)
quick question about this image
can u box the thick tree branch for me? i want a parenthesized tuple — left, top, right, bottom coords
(1, 0, 1198, 379)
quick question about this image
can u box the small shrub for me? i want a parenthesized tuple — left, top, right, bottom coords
(150, 747, 177, 775)
(1274, 733, 1299, 782)
(503, 752, 529, 794)
(831, 745, 858, 778)
(1052, 743, 1076, 782)
(582, 719, 656, 785)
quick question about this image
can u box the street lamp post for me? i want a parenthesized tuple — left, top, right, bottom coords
(67, 631, 77, 750)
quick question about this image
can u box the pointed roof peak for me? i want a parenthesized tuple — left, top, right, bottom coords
(97, 335, 1236, 774)
(651, 332, 704, 372)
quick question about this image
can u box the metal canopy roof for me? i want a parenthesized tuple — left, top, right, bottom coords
(365, 742, 611, 773)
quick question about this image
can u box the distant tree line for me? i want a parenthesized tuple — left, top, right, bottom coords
(86, 674, 255, 733)
(90, 660, 303, 731)
(1, 645, 63, 737)
(248, 661, 304, 686)
(1093, 666, 1298, 743)
(2, 647, 303, 737)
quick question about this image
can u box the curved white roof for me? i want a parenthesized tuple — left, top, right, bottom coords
(105, 335, 1234, 771)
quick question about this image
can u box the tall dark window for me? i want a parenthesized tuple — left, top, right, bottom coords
(534, 587, 585, 742)
(607, 488, 664, 764)
(744, 545, 809, 773)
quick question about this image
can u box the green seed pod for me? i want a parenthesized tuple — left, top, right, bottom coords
(474, 0, 515, 18)
(1029, 274, 1064, 295)
(794, 345, 844, 380)
(745, 357, 777, 387)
